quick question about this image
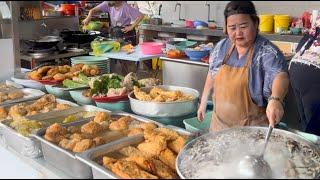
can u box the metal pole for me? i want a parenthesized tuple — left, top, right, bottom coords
(10, 1, 21, 74)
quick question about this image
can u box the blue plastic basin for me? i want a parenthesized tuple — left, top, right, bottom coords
(185, 49, 210, 61)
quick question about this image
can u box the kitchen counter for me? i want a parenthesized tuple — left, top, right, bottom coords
(139, 24, 304, 43)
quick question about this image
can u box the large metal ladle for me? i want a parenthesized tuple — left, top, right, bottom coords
(238, 125, 274, 179)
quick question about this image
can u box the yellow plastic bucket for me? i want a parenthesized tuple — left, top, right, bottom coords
(274, 15, 290, 33)
(152, 57, 162, 70)
(259, 14, 274, 33)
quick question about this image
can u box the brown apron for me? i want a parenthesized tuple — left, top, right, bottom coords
(211, 44, 268, 132)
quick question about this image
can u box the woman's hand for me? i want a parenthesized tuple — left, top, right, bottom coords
(266, 99, 284, 127)
(122, 25, 134, 33)
(197, 103, 207, 122)
(82, 17, 91, 26)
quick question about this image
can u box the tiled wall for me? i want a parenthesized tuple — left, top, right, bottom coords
(153, 1, 320, 27)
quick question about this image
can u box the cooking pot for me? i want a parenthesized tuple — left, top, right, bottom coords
(177, 126, 320, 179)
(149, 4, 163, 25)
(60, 30, 100, 44)
(24, 35, 61, 49)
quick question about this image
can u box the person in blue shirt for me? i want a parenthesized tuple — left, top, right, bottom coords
(197, 1, 290, 132)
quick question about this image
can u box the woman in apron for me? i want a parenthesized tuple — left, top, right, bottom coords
(197, 1, 290, 131)
(83, 1, 145, 45)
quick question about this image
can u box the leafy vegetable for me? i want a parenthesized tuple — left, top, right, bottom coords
(63, 79, 87, 89)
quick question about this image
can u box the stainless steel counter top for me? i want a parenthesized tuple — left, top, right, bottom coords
(161, 57, 209, 67)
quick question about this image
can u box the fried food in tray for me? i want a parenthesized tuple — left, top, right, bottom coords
(133, 86, 194, 102)
(43, 113, 160, 153)
(27, 64, 100, 81)
(0, 90, 25, 104)
(92, 127, 188, 179)
(0, 94, 73, 121)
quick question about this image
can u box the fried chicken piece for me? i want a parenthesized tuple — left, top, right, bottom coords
(46, 123, 67, 134)
(70, 133, 84, 141)
(93, 136, 106, 146)
(81, 121, 103, 135)
(93, 112, 111, 123)
(8, 90, 24, 100)
(89, 67, 100, 76)
(0, 107, 8, 120)
(58, 138, 79, 151)
(37, 66, 53, 75)
(140, 122, 158, 131)
(159, 149, 177, 171)
(156, 128, 180, 141)
(44, 133, 65, 143)
(41, 75, 54, 80)
(27, 71, 42, 80)
(58, 65, 70, 74)
(67, 126, 81, 134)
(149, 87, 163, 99)
(153, 95, 166, 102)
(73, 139, 94, 153)
(64, 72, 74, 80)
(47, 67, 60, 76)
(119, 146, 150, 158)
(8, 103, 28, 118)
(56, 103, 71, 111)
(137, 140, 167, 157)
(149, 159, 178, 179)
(0, 94, 8, 103)
(133, 86, 152, 101)
(26, 110, 38, 116)
(127, 128, 144, 137)
(103, 156, 118, 169)
(125, 155, 155, 173)
(109, 116, 133, 131)
(35, 94, 56, 107)
(53, 73, 66, 81)
(168, 136, 187, 154)
(144, 129, 170, 143)
(111, 160, 158, 179)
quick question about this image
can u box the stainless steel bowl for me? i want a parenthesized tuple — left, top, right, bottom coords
(128, 85, 199, 118)
(177, 126, 320, 179)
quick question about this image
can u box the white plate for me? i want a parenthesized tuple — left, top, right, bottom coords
(11, 73, 45, 91)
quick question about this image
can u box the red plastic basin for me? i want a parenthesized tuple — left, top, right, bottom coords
(140, 42, 164, 55)
(92, 94, 129, 103)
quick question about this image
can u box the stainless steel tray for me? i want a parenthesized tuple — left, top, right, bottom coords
(76, 126, 192, 179)
(31, 112, 165, 179)
(0, 88, 45, 106)
(76, 135, 144, 179)
(0, 105, 98, 159)
(128, 85, 200, 118)
(0, 98, 79, 121)
(0, 80, 24, 93)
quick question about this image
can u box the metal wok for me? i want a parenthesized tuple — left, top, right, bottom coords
(59, 30, 100, 44)
(23, 36, 61, 49)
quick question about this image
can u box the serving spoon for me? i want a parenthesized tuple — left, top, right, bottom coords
(238, 125, 274, 178)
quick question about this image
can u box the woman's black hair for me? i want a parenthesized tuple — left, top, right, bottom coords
(223, 1, 260, 34)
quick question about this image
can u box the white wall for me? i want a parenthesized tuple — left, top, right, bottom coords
(0, 39, 14, 81)
(130, 1, 320, 27)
